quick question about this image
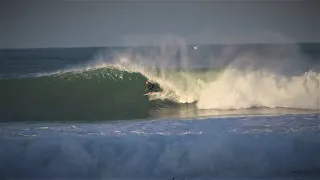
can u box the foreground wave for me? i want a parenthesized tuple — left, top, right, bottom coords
(1, 114, 320, 179)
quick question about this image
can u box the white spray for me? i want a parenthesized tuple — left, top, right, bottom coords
(89, 35, 320, 110)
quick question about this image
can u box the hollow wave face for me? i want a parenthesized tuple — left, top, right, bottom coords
(0, 68, 152, 121)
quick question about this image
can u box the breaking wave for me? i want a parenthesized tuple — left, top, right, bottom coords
(1, 43, 319, 121)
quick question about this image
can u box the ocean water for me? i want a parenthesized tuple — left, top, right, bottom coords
(0, 43, 320, 179)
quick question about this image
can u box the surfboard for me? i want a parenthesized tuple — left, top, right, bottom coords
(143, 92, 160, 96)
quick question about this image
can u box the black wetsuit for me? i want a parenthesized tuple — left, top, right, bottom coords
(147, 83, 155, 92)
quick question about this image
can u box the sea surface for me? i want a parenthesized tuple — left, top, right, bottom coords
(0, 43, 320, 179)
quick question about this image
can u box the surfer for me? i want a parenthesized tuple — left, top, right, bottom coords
(145, 81, 155, 94)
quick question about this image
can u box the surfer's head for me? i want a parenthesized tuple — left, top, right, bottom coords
(145, 81, 149, 84)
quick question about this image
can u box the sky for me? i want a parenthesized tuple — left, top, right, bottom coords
(0, 0, 319, 48)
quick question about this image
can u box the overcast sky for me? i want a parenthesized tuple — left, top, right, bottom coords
(1, 0, 319, 48)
